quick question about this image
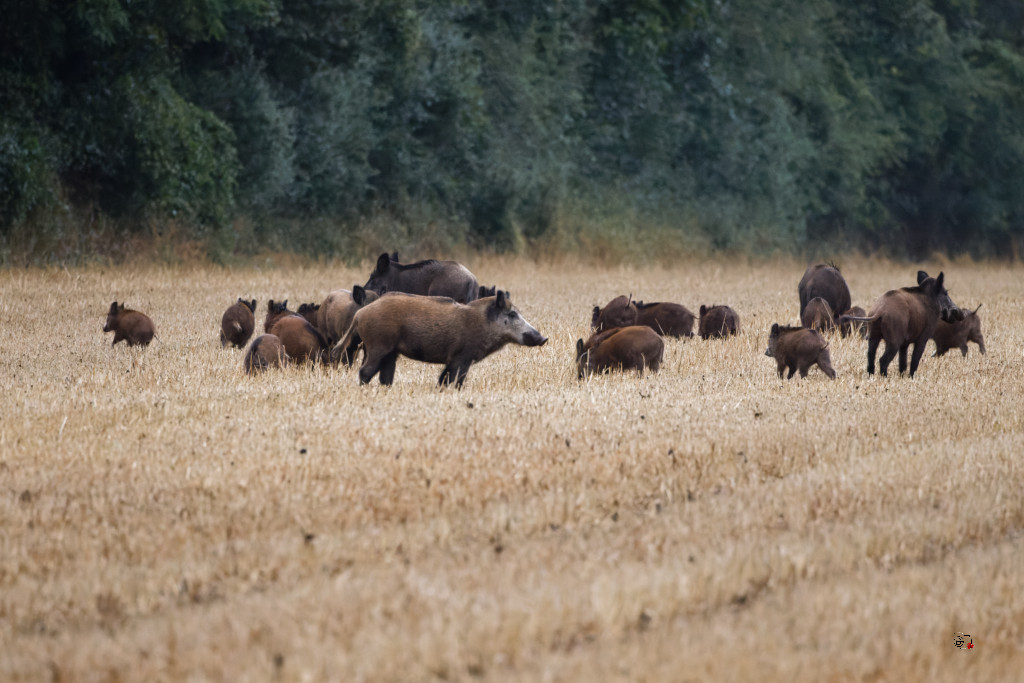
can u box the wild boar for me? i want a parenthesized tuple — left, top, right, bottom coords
(933, 304, 985, 357)
(104, 302, 155, 347)
(243, 334, 289, 374)
(297, 302, 320, 328)
(220, 298, 256, 349)
(592, 295, 637, 332)
(264, 299, 295, 333)
(633, 301, 696, 338)
(698, 304, 740, 339)
(336, 290, 547, 388)
(269, 315, 328, 364)
(363, 252, 479, 303)
(801, 297, 835, 334)
(478, 285, 497, 299)
(840, 270, 962, 377)
(840, 305, 868, 339)
(575, 326, 664, 379)
(765, 324, 836, 379)
(798, 263, 852, 321)
(318, 285, 381, 364)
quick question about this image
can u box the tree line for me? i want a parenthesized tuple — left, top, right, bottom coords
(3, 0, 1023, 263)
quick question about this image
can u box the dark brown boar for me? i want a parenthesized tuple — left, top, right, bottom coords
(478, 285, 497, 299)
(318, 285, 381, 364)
(764, 324, 836, 379)
(840, 305, 868, 339)
(798, 263, 852, 322)
(592, 295, 637, 332)
(243, 334, 290, 374)
(698, 304, 740, 339)
(363, 252, 480, 303)
(840, 270, 961, 377)
(633, 301, 696, 338)
(575, 326, 664, 379)
(297, 302, 320, 327)
(103, 302, 155, 347)
(336, 290, 547, 388)
(933, 304, 985, 357)
(264, 299, 295, 333)
(269, 315, 329, 364)
(801, 297, 835, 334)
(220, 298, 256, 348)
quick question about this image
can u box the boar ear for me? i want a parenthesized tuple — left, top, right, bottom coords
(496, 290, 507, 310)
(974, 303, 982, 314)
(375, 253, 391, 274)
(917, 270, 928, 285)
(250, 299, 257, 310)
(281, 299, 288, 310)
(109, 301, 118, 314)
(390, 251, 399, 262)
(591, 306, 601, 328)
(700, 304, 707, 316)
(267, 299, 275, 310)
(576, 339, 584, 356)
(352, 285, 366, 306)
(118, 303, 125, 311)
(934, 272, 944, 290)
(771, 323, 779, 333)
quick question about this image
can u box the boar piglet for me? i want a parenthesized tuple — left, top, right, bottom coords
(576, 326, 664, 379)
(933, 304, 985, 357)
(104, 301, 155, 347)
(221, 298, 256, 348)
(765, 324, 836, 379)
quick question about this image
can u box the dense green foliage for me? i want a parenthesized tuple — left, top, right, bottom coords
(3, 0, 1023, 262)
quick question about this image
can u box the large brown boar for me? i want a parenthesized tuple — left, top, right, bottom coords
(933, 304, 985, 357)
(841, 270, 962, 377)
(698, 304, 740, 339)
(103, 302, 155, 347)
(336, 290, 547, 388)
(243, 334, 290, 374)
(318, 285, 381, 364)
(765, 324, 836, 379)
(798, 263, 851, 321)
(592, 295, 637, 332)
(801, 297, 835, 334)
(633, 301, 696, 338)
(269, 315, 329, 364)
(363, 252, 480, 303)
(264, 299, 295, 333)
(840, 305, 868, 339)
(575, 326, 664, 379)
(220, 298, 256, 348)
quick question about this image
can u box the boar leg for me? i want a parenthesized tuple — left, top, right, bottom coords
(908, 342, 926, 378)
(897, 343, 911, 375)
(358, 347, 393, 385)
(867, 336, 880, 374)
(799, 362, 811, 378)
(786, 363, 797, 380)
(378, 351, 399, 385)
(776, 360, 786, 379)
(878, 341, 898, 376)
(959, 343, 969, 357)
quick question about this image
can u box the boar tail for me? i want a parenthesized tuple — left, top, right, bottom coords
(331, 318, 359, 366)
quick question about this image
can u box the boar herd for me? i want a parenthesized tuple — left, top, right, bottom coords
(103, 255, 987, 387)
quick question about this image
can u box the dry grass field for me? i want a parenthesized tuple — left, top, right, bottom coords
(1, 255, 1022, 681)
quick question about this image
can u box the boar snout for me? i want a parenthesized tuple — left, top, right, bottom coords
(524, 330, 548, 347)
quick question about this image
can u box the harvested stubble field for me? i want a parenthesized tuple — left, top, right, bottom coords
(1, 256, 1023, 682)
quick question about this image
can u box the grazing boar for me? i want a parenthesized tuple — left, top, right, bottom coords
(633, 301, 696, 338)
(798, 263, 851, 321)
(840, 270, 962, 377)
(264, 299, 295, 333)
(103, 302, 155, 347)
(220, 298, 256, 349)
(336, 290, 547, 388)
(297, 302, 320, 327)
(592, 295, 637, 332)
(765, 324, 836, 379)
(269, 315, 328, 364)
(318, 285, 381, 364)
(840, 305, 868, 339)
(698, 304, 740, 339)
(801, 297, 835, 334)
(243, 334, 289, 374)
(575, 326, 664, 379)
(933, 304, 985, 357)
(363, 252, 479, 303)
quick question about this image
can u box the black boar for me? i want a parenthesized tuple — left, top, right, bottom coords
(363, 252, 480, 303)
(592, 295, 637, 332)
(318, 285, 381, 364)
(840, 305, 868, 339)
(297, 302, 320, 328)
(264, 299, 295, 333)
(575, 326, 664, 379)
(841, 270, 961, 377)
(269, 315, 328, 364)
(698, 304, 740, 339)
(479, 285, 497, 299)
(104, 302, 155, 347)
(798, 263, 851, 321)
(243, 334, 289, 374)
(801, 296, 835, 334)
(633, 301, 696, 338)
(337, 290, 547, 388)
(220, 298, 256, 349)
(933, 304, 985, 357)
(765, 324, 836, 379)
